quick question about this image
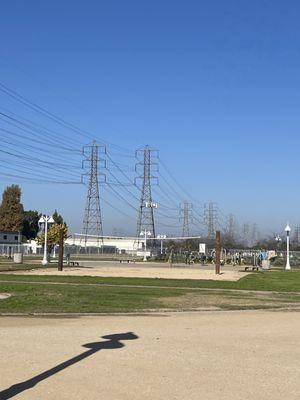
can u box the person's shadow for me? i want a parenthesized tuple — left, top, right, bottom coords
(0, 332, 138, 400)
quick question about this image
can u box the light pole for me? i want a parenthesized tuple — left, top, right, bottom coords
(140, 230, 151, 261)
(285, 223, 291, 271)
(274, 235, 282, 254)
(157, 234, 167, 255)
(39, 215, 54, 265)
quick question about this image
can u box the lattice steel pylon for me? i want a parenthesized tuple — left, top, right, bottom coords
(180, 202, 193, 237)
(135, 145, 158, 240)
(227, 213, 237, 242)
(293, 225, 300, 248)
(81, 141, 105, 248)
(204, 202, 218, 240)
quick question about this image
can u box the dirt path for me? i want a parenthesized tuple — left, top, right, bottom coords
(0, 311, 299, 400)
(11, 263, 249, 281)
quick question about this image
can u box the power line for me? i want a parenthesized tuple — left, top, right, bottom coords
(0, 109, 81, 151)
(101, 196, 135, 221)
(0, 81, 133, 154)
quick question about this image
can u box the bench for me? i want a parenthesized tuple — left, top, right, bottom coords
(67, 261, 80, 267)
(245, 266, 259, 272)
(119, 259, 136, 264)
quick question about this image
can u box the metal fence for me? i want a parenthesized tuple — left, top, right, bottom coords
(225, 249, 300, 267)
(0, 244, 43, 257)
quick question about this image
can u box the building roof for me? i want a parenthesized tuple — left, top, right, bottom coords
(0, 231, 20, 234)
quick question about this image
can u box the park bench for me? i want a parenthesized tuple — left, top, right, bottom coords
(244, 265, 260, 272)
(66, 261, 80, 267)
(119, 259, 136, 264)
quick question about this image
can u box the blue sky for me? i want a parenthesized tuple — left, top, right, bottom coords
(0, 0, 299, 236)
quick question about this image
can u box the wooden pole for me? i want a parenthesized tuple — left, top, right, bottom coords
(215, 230, 221, 275)
(58, 227, 64, 271)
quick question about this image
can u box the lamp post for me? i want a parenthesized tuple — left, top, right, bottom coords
(274, 235, 282, 248)
(39, 215, 54, 265)
(140, 230, 151, 261)
(157, 234, 167, 254)
(285, 223, 291, 271)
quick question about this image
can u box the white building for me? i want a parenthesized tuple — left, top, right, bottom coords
(65, 234, 145, 255)
(0, 231, 21, 245)
(22, 240, 42, 254)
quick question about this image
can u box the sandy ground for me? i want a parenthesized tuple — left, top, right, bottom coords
(0, 311, 299, 400)
(14, 262, 249, 281)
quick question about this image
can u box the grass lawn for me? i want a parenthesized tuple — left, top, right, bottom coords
(0, 282, 185, 313)
(0, 270, 300, 292)
(0, 271, 300, 314)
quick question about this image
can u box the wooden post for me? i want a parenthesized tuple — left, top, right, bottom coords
(58, 227, 64, 271)
(215, 230, 221, 275)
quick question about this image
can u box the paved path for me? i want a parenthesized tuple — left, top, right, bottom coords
(0, 311, 299, 399)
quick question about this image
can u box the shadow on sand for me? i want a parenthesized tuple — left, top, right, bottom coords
(0, 332, 138, 399)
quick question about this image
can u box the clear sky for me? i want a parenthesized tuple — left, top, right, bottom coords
(0, 0, 299, 237)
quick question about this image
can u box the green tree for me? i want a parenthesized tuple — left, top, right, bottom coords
(53, 209, 64, 225)
(22, 210, 40, 240)
(38, 223, 68, 252)
(0, 185, 24, 231)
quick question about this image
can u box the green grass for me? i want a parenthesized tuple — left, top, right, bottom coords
(0, 282, 184, 313)
(0, 270, 300, 314)
(0, 270, 299, 292)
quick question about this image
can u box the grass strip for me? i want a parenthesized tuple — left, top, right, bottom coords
(0, 270, 299, 292)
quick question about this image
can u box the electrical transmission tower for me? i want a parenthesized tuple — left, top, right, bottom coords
(227, 213, 237, 242)
(204, 202, 218, 239)
(242, 222, 258, 247)
(242, 223, 251, 247)
(180, 202, 193, 237)
(251, 223, 258, 246)
(293, 226, 300, 247)
(81, 141, 106, 247)
(135, 145, 158, 239)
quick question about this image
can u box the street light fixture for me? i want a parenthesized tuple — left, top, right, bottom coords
(39, 215, 54, 265)
(284, 223, 291, 271)
(274, 235, 282, 252)
(274, 235, 282, 243)
(145, 202, 158, 209)
(140, 230, 151, 261)
(157, 234, 167, 254)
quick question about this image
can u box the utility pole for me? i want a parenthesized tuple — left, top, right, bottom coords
(81, 141, 105, 249)
(180, 202, 193, 237)
(135, 145, 158, 240)
(204, 202, 218, 240)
